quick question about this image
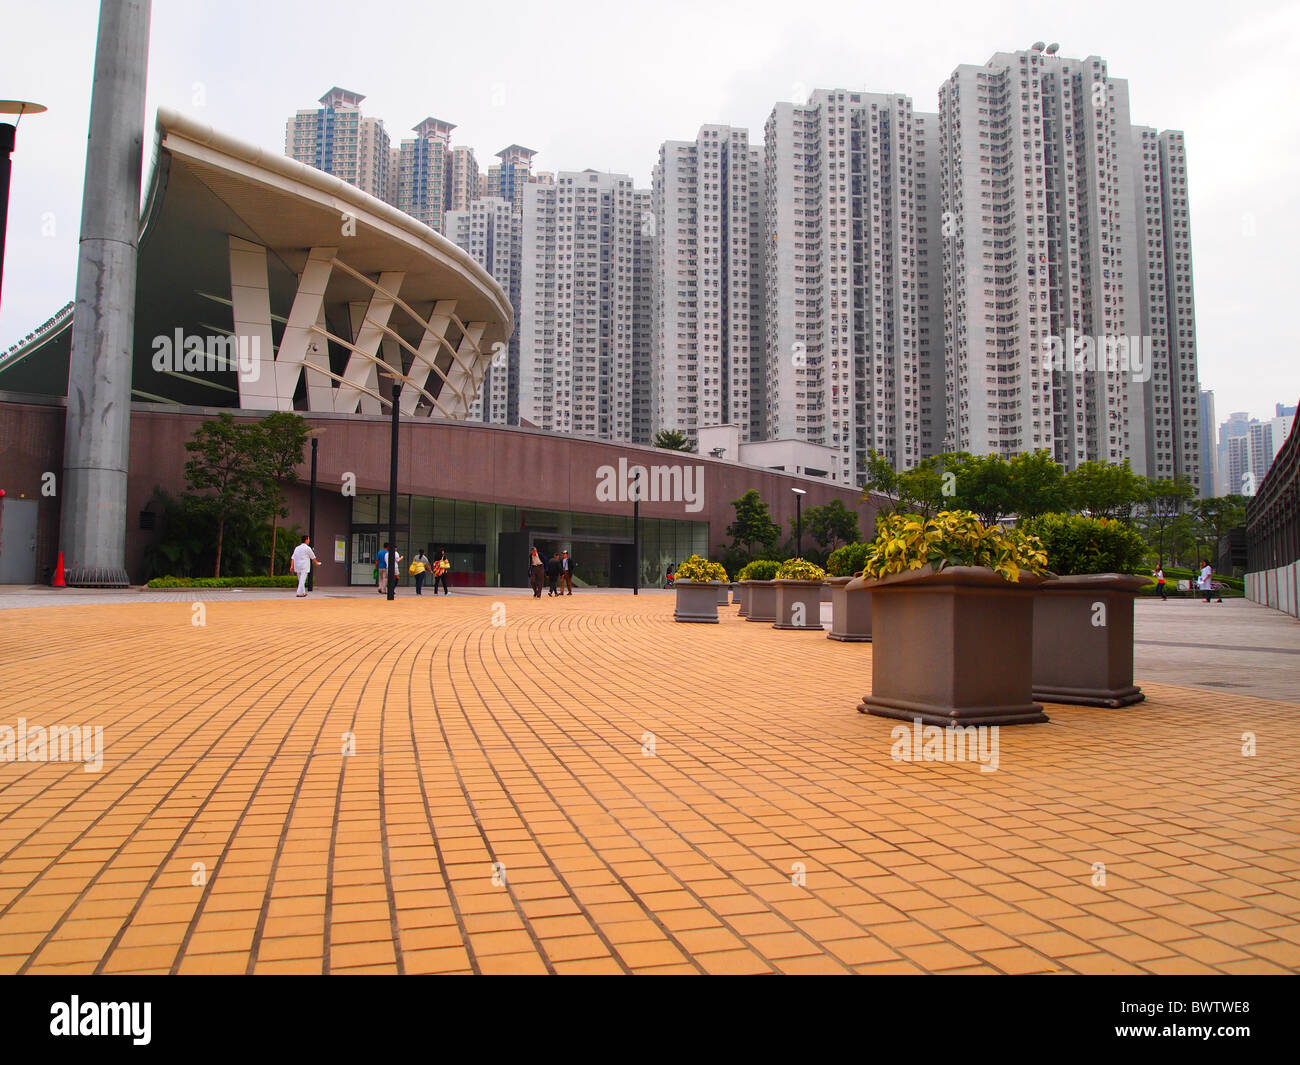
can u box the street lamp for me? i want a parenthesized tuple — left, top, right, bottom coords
(380, 370, 408, 602)
(306, 427, 326, 591)
(632, 468, 640, 596)
(0, 100, 48, 316)
(792, 487, 807, 559)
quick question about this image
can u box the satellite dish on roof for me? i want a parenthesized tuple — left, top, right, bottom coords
(1046, 43, 1060, 55)
(1032, 41, 1046, 52)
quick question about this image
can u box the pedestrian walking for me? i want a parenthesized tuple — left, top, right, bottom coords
(1152, 562, 1167, 601)
(1199, 559, 1222, 603)
(664, 564, 675, 589)
(433, 550, 451, 595)
(546, 552, 562, 597)
(529, 547, 545, 598)
(376, 543, 389, 594)
(411, 550, 430, 595)
(292, 534, 320, 597)
(560, 550, 574, 595)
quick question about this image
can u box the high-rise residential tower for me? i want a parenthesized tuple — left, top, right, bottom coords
(520, 170, 651, 442)
(764, 89, 936, 485)
(446, 196, 523, 424)
(285, 88, 393, 202)
(938, 49, 1142, 471)
(652, 125, 765, 446)
(1131, 125, 1203, 493)
(447, 145, 480, 215)
(487, 145, 537, 205)
(396, 117, 454, 231)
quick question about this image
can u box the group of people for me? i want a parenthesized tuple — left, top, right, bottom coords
(1150, 560, 1224, 603)
(528, 548, 574, 598)
(375, 543, 451, 596)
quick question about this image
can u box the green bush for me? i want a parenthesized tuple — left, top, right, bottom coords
(826, 542, 871, 577)
(1020, 513, 1149, 576)
(146, 576, 300, 588)
(674, 554, 728, 582)
(776, 558, 827, 581)
(863, 510, 1048, 582)
(737, 558, 780, 581)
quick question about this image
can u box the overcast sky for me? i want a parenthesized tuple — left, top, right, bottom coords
(3, 0, 1296, 424)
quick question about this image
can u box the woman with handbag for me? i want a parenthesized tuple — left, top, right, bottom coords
(433, 550, 451, 595)
(411, 550, 430, 595)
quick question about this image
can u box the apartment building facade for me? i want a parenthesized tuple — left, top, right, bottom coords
(520, 170, 652, 442)
(652, 125, 765, 447)
(285, 87, 393, 202)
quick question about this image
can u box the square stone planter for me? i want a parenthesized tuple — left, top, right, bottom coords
(731, 582, 741, 605)
(774, 579, 826, 631)
(674, 580, 724, 623)
(1032, 574, 1147, 707)
(716, 582, 732, 605)
(827, 575, 872, 642)
(856, 566, 1049, 726)
(741, 580, 777, 623)
(737, 582, 750, 617)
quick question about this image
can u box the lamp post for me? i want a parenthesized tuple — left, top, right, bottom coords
(631, 468, 640, 595)
(380, 372, 406, 601)
(306, 428, 325, 591)
(0, 100, 47, 317)
(792, 487, 806, 559)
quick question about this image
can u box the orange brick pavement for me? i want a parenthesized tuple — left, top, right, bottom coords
(0, 592, 1297, 975)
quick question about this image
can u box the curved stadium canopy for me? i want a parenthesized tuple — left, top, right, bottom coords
(0, 108, 513, 418)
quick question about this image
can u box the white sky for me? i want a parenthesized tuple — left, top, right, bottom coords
(2, 0, 1297, 424)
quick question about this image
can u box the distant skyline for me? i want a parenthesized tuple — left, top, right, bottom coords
(2, 0, 1296, 425)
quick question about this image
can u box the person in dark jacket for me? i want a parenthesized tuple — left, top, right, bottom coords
(529, 547, 545, 598)
(545, 553, 563, 597)
(560, 550, 574, 595)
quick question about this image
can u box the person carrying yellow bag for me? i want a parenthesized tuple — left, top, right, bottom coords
(411, 550, 430, 596)
(432, 550, 451, 595)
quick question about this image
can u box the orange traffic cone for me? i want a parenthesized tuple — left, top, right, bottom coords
(52, 552, 66, 587)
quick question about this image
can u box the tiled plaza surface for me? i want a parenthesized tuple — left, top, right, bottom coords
(0, 590, 1297, 975)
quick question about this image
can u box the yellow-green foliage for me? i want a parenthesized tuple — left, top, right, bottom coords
(861, 510, 1048, 583)
(775, 558, 827, 581)
(675, 554, 728, 582)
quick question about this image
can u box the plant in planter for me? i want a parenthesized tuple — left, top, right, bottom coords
(774, 558, 828, 631)
(737, 558, 779, 622)
(855, 510, 1051, 726)
(825, 542, 873, 642)
(1019, 513, 1150, 708)
(672, 554, 729, 623)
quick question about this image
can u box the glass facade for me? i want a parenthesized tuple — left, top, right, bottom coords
(349, 494, 707, 589)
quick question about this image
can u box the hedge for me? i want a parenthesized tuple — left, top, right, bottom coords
(146, 576, 300, 588)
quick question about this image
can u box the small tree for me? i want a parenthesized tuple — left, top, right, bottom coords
(1006, 450, 1066, 519)
(726, 489, 779, 558)
(1064, 460, 1147, 521)
(184, 413, 273, 578)
(800, 498, 860, 551)
(1192, 495, 1247, 570)
(1139, 476, 1194, 563)
(951, 453, 1015, 526)
(258, 412, 311, 575)
(653, 428, 694, 452)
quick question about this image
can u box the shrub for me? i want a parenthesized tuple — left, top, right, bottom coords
(145, 575, 299, 588)
(826, 542, 870, 577)
(862, 510, 1048, 583)
(776, 558, 827, 581)
(736, 558, 780, 581)
(675, 554, 728, 582)
(1020, 513, 1149, 576)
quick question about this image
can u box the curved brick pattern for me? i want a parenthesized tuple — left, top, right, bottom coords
(0, 594, 1297, 975)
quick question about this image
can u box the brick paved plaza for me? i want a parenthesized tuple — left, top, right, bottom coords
(0, 590, 1297, 975)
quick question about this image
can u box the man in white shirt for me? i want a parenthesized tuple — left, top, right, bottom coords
(1198, 559, 1221, 604)
(292, 535, 320, 597)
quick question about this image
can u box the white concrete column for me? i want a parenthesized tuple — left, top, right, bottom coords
(228, 236, 280, 409)
(439, 321, 486, 418)
(274, 246, 335, 407)
(335, 271, 405, 414)
(401, 299, 456, 415)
